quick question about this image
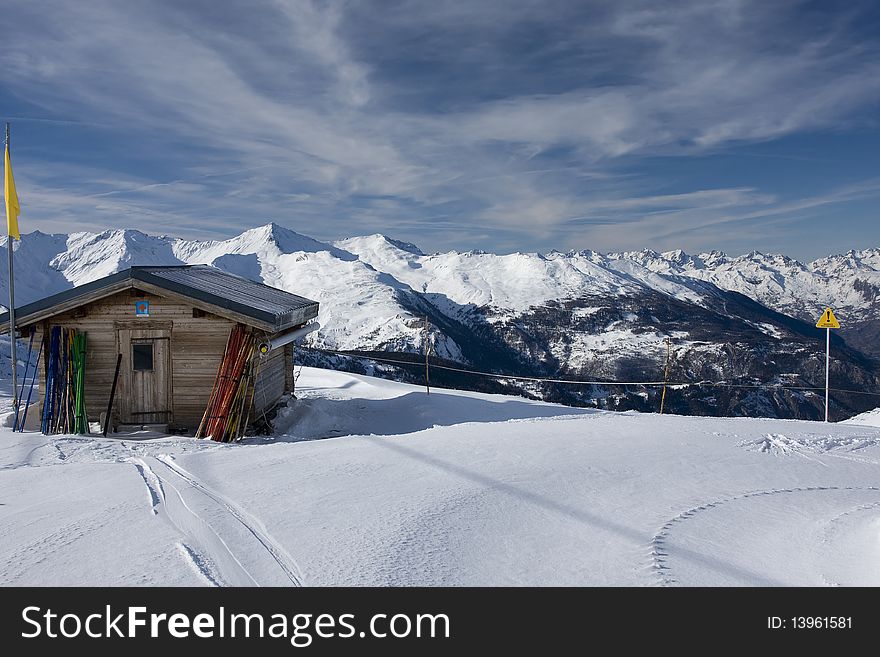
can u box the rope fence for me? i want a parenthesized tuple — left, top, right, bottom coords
(300, 345, 880, 398)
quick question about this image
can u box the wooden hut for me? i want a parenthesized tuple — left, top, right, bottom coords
(1, 265, 319, 435)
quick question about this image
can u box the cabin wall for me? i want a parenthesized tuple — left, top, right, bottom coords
(168, 315, 236, 431)
(283, 343, 295, 394)
(42, 289, 238, 429)
(252, 346, 286, 418)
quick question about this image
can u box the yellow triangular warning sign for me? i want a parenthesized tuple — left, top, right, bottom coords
(816, 307, 840, 329)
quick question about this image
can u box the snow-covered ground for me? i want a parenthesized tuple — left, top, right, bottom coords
(1, 367, 879, 587)
(843, 408, 880, 428)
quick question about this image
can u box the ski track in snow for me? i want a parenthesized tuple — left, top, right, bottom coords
(0, 440, 52, 471)
(133, 456, 257, 586)
(819, 500, 880, 587)
(129, 457, 164, 515)
(649, 486, 880, 586)
(155, 455, 305, 586)
(175, 542, 223, 587)
(125, 453, 304, 587)
(0, 432, 303, 586)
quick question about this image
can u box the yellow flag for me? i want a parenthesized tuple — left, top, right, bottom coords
(5, 144, 21, 240)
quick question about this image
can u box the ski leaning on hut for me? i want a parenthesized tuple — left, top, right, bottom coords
(40, 327, 89, 435)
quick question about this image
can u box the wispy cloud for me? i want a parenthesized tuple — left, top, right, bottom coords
(561, 177, 880, 254)
(1, 0, 879, 257)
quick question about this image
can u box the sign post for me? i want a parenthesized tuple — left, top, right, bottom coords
(815, 307, 840, 422)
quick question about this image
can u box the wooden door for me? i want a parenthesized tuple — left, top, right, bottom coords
(117, 328, 172, 425)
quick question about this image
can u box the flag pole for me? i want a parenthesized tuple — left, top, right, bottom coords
(5, 122, 18, 423)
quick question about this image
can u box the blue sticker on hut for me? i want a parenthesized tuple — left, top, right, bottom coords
(135, 300, 150, 317)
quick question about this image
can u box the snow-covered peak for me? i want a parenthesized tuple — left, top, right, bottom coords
(52, 229, 182, 286)
(1, 229, 68, 254)
(336, 233, 424, 257)
(176, 222, 356, 263)
(736, 251, 805, 270)
(660, 249, 704, 270)
(0, 231, 73, 309)
(605, 248, 695, 274)
(240, 222, 338, 255)
(811, 248, 880, 276)
(697, 250, 729, 267)
(340, 241, 662, 314)
(566, 249, 605, 265)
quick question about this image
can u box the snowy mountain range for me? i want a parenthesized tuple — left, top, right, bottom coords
(2, 223, 879, 420)
(609, 247, 880, 359)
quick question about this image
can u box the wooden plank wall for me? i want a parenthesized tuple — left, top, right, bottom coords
(41, 289, 240, 429)
(168, 317, 235, 430)
(252, 346, 285, 418)
(283, 343, 295, 394)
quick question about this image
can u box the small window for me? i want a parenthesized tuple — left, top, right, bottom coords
(133, 343, 154, 371)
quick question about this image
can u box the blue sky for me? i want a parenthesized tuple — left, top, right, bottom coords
(2, 0, 879, 259)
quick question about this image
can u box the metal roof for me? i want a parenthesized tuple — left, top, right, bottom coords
(0, 265, 319, 333)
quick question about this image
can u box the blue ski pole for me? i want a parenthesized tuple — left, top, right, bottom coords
(19, 339, 43, 432)
(13, 329, 34, 431)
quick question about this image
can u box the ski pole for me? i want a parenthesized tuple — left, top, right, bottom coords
(19, 339, 43, 432)
(13, 328, 34, 430)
